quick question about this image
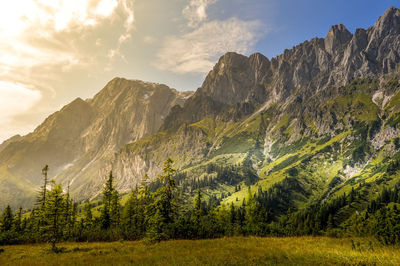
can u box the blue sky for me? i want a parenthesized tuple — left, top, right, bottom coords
(253, 0, 400, 59)
(0, 0, 398, 141)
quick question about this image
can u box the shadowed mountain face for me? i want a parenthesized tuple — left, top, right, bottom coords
(0, 78, 192, 208)
(2, 7, 400, 208)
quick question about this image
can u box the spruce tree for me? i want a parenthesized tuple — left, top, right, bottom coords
(122, 189, 142, 239)
(42, 183, 65, 251)
(13, 207, 23, 232)
(1, 205, 13, 232)
(36, 165, 49, 208)
(64, 182, 73, 238)
(83, 202, 93, 228)
(147, 158, 178, 241)
(111, 190, 120, 228)
(101, 171, 115, 230)
(193, 188, 203, 237)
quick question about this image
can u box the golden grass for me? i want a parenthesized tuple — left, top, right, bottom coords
(1, 236, 400, 265)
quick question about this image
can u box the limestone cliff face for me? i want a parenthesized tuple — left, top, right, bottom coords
(163, 7, 400, 130)
(96, 6, 400, 202)
(79, 124, 209, 200)
(0, 78, 192, 207)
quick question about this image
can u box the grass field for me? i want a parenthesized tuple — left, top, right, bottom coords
(1, 236, 400, 265)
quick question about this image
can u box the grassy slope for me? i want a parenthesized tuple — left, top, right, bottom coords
(79, 78, 400, 227)
(1, 237, 400, 265)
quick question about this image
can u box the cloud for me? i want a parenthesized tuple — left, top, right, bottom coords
(155, 18, 265, 74)
(0, 81, 42, 141)
(0, 0, 135, 141)
(0, 0, 135, 72)
(183, 0, 217, 28)
(143, 36, 156, 44)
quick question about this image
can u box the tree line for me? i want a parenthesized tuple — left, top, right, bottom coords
(1, 158, 400, 249)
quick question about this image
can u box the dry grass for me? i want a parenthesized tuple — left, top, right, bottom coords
(1, 236, 399, 265)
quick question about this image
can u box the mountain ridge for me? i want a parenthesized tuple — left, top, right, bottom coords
(2, 7, 400, 209)
(0, 78, 193, 208)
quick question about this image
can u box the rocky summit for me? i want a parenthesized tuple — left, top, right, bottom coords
(2, 7, 400, 212)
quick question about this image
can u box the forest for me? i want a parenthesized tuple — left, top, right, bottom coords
(1, 158, 400, 251)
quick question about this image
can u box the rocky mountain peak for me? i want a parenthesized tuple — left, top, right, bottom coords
(324, 24, 352, 54)
(374, 6, 400, 35)
(368, 6, 400, 42)
(199, 52, 254, 105)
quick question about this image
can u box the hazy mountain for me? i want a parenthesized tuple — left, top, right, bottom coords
(0, 78, 192, 208)
(2, 7, 400, 212)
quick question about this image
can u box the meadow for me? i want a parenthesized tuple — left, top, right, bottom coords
(1, 236, 400, 265)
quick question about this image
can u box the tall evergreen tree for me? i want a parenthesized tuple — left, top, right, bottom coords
(147, 158, 178, 241)
(83, 202, 93, 228)
(13, 207, 23, 232)
(111, 190, 121, 228)
(42, 183, 65, 251)
(100, 171, 115, 230)
(36, 165, 49, 208)
(193, 188, 204, 237)
(1, 205, 13, 232)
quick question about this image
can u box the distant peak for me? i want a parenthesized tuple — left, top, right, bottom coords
(219, 52, 248, 62)
(377, 6, 400, 25)
(324, 24, 352, 54)
(371, 6, 400, 39)
(381, 6, 400, 19)
(326, 24, 351, 38)
(71, 97, 85, 103)
(249, 52, 269, 62)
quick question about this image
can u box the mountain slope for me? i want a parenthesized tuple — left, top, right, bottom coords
(81, 7, 400, 210)
(0, 78, 192, 208)
(2, 6, 400, 215)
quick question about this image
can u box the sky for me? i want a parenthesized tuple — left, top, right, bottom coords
(0, 0, 398, 142)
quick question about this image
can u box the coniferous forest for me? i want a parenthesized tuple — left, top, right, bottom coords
(2, 158, 400, 251)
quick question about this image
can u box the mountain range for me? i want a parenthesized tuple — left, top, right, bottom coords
(1, 6, 400, 212)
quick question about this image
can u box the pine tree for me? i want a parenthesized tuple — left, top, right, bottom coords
(36, 165, 49, 208)
(122, 189, 143, 239)
(244, 187, 264, 235)
(33, 164, 50, 232)
(64, 182, 73, 238)
(1, 205, 13, 232)
(13, 207, 23, 232)
(42, 183, 65, 251)
(147, 158, 178, 241)
(111, 190, 120, 228)
(83, 202, 93, 228)
(193, 188, 203, 237)
(101, 171, 115, 230)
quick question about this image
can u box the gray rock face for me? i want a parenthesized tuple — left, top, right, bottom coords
(324, 24, 352, 55)
(163, 7, 400, 131)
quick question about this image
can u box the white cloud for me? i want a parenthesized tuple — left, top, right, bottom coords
(0, 0, 135, 141)
(0, 82, 41, 120)
(118, 33, 132, 44)
(0, 0, 135, 72)
(183, 0, 217, 27)
(0, 81, 42, 140)
(155, 18, 265, 74)
(143, 36, 156, 44)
